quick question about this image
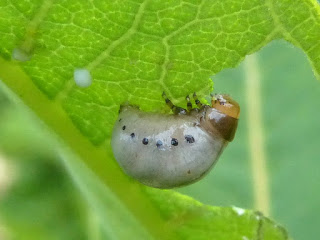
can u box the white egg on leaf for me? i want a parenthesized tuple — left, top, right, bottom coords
(111, 93, 240, 189)
(74, 68, 92, 88)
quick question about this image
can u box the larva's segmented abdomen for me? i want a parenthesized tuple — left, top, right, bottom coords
(111, 106, 227, 188)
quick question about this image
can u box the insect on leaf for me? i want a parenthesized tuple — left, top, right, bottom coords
(1, 0, 320, 239)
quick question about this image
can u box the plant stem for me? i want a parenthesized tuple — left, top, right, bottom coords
(244, 54, 270, 216)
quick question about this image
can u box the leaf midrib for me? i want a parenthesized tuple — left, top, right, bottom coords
(0, 58, 170, 240)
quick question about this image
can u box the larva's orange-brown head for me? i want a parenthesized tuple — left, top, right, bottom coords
(211, 94, 240, 119)
(199, 94, 240, 142)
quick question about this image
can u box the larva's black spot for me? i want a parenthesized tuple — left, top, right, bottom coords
(119, 118, 122, 122)
(122, 125, 126, 130)
(171, 138, 178, 146)
(156, 140, 163, 148)
(187, 170, 191, 174)
(185, 135, 195, 143)
(130, 133, 135, 138)
(142, 138, 148, 145)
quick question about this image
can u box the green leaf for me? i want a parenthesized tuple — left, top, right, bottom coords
(0, 104, 288, 240)
(1, 0, 320, 238)
(184, 40, 320, 240)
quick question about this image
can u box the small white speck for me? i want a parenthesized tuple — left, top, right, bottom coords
(232, 206, 246, 216)
(242, 236, 250, 240)
(12, 48, 31, 62)
(74, 68, 92, 88)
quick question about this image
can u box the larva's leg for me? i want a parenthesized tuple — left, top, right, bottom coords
(193, 92, 203, 108)
(162, 92, 174, 109)
(210, 93, 218, 105)
(186, 95, 192, 111)
(162, 92, 187, 115)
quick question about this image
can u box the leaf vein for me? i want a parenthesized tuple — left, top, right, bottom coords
(55, 0, 150, 103)
(20, 0, 53, 53)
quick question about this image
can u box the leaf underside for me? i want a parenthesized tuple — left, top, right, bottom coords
(1, 0, 320, 239)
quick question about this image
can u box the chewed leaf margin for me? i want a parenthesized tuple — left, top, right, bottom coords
(1, 0, 320, 239)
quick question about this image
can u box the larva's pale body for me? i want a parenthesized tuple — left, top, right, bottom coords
(111, 94, 240, 189)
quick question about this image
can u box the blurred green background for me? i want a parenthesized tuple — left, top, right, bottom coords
(0, 40, 319, 240)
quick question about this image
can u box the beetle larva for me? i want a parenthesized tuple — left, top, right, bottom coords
(111, 93, 240, 188)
